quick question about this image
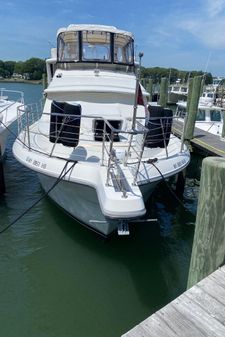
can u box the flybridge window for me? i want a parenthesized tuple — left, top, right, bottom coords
(57, 30, 134, 65)
(58, 32, 79, 62)
(114, 34, 133, 65)
(82, 31, 111, 62)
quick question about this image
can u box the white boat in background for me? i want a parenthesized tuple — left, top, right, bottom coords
(176, 93, 225, 137)
(13, 24, 190, 236)
(0, 89, 24, 156)
(168, 83, 188, 104)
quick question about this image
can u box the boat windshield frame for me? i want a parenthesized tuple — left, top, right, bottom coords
(57, 30, 134, 66)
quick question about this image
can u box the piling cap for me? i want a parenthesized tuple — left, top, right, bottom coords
(203, 156, 225, 168)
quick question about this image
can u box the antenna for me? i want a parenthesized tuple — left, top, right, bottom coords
(204, 52, 212, 74)
(48, 40, 55, 48)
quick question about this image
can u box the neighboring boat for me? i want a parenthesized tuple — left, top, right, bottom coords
(176, 94, 225, 137)
(13, 24, 190, 236)
(0, 89, 24, 156)
(168, 83, 188, 104)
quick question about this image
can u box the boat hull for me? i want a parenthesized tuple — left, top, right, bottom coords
(38, 172, 158, 236)
(0, 127, 10, 156)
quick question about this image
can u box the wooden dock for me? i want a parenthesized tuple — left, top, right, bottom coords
(172, 120, 225, 157)
(122, 265, 225, 337)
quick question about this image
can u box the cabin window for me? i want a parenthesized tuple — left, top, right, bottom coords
(114, 34, 134, 64)
(82, 31, 111, 62)
(196, 109, 205, 121)
(58, 32, 79, 62)
(94, 119, 122, 141)
(210, 110, 221, 121)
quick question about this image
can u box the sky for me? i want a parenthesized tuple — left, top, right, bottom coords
(1, 0, 225, 76)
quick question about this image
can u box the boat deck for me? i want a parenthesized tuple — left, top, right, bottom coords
(172, 120, 225, 157)
(122, 265, 225, 337)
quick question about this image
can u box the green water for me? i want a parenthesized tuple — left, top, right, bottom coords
(0, 82, 197, 337)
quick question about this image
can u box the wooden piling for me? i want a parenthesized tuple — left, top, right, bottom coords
(158, 77, 168, 108)
(175, 169, 186, 197)
(42, 73, 47, 89)
(186, 78, 193, 114)
(184, 76, 202, 141)
(146, 78, 153, 102)
(187, 156, 225, 289)
(0, 146, 5, 195)
(222, 111, 225, 139)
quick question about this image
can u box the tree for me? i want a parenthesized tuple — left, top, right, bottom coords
(141, 66, 213, 85)
(4, 61, 16, 77)
(14, 61, 25, 74)
(23, 58, 45, 80)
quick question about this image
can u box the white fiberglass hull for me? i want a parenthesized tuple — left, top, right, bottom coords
(13, 119, 190, 236)
(0, 97, 24, 156)
(38, 172, 157, 236)
(0, 127, 9, 156)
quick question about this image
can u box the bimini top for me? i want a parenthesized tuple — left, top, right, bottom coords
(57, 24, 133, 38)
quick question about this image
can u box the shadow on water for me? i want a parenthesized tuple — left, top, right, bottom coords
(45, 176, 195, 312)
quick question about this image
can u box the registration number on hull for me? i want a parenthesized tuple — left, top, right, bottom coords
(26, 156, 47, 169)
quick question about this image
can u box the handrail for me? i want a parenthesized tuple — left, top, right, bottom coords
(0, 88, 24, 103)
(17, 102, 178, 190)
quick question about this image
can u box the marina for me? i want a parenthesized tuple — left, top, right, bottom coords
(1, 76, 225, 336)
(0, 81, 196, 337)
(1, 67, 225, 336)
(1, 1, 225, 336)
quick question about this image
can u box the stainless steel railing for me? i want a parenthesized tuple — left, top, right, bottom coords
(17, 102, 178, 191)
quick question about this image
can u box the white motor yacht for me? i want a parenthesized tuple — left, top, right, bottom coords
(176, 93, 225, 137)
(13, 24, 190, 236)
(168, 83, 188, 104)
(0, 88, 24, 156)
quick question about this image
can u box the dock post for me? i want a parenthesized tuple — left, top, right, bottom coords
(0, 146, 5, 195)
(186, 78, 193, 113)
(42, 73, 47, 89)
(146, 78, 153, 102)
(184, 76, 202, 141)
(175, 169, 186, 197)
(222, 111, 225, 139)
(187, 157, 225, 289)
(158, 77, 168, 108)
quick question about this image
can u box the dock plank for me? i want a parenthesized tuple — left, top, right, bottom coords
(122, 266, 225, 337)
(172, 120, 225, 157)
(186, 285, 225, 324)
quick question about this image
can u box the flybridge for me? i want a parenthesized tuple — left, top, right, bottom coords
(56, 25, 134, 66)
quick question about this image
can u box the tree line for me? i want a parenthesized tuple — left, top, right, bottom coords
(0, 58, 46, 80)
(141, 66, 213, 85)
(0, 57, 214, 84)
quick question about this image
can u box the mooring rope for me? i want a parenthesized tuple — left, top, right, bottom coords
(0, 160, 77, 235)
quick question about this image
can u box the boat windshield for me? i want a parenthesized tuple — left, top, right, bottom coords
(82, 31, 111, 62)
(58, 31, 79, 62)
(57, 30, 134, 65)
